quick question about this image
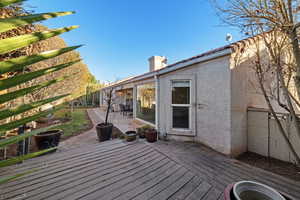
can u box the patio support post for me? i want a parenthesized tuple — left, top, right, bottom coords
(155, 75, 160, 132)
(99, 91, 102, 107)
(133, 85, 137, 119)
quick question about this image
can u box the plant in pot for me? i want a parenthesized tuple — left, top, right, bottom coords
(145, 126, 158, 143)
(34, 129, 63, 152)
(137, 125, 152, 139)
(96, 87, 115, 142)
(224, 181, 290, 200)
(125, 131, 137, 142)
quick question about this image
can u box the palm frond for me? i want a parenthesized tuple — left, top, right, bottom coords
(0, 26, 79, 55)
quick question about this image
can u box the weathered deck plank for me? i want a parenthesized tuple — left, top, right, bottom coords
(131, 168, 189, 200)
(3, 147, 158, 199)
(2, 143, 149, 192)
(148, 141, 300, 199)
(80, 159, 174, 200)
(149, 172, 195, 200)
(168, 176, 203, 200)
(185, 181, 212, 200)
(1, 139, 299, 200)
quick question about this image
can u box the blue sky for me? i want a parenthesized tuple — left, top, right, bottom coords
(25, 0, 242, 82)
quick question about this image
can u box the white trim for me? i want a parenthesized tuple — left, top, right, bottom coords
(171, 80, 192, 130)
(135, 117, 155, 127)
(155, 75, 159, 130)
(100, 48, 231, 90)
(168, 130, 194, 136)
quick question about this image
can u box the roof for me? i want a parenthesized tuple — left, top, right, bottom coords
(101, 36, 257, 90)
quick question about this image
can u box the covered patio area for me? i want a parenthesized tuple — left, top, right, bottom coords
(96, 108, 147, 133)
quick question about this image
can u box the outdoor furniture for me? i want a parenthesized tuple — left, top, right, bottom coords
(119, 104, 133, 116)
(125, 104, 133, 116)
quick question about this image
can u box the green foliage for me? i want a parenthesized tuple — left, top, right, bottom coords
(0, 147, 57, 168)
(0, 125, 58, 148)
(0, 169, 37, 185)
(0, 94, 68, 120)
(0, 0, 82, 184)
(0, 76, 68, 104)
(0, 11, 75, 33)
(0, 107, 61, 134)
(0, 26, 78, 54)
(51, 109, 91, 139)
(0, 60, 80, 90)
(0, 0, 24, 8)
(0, 45, 82, 75)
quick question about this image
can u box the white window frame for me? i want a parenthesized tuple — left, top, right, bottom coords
(135, 82, 156, 126)
(171, 79, 191, 131)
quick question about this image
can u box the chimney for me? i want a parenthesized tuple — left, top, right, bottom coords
(148, 56, 167, 72)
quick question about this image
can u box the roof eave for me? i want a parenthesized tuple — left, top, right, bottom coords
(101, 47, 232, 90)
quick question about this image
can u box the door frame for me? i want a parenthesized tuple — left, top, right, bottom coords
(166, 74, 197, 136)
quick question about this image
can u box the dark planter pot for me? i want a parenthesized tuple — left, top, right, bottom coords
(96, 123, 113, 142)
(137, 128, 145, 138)
(34, 129, 62, 152)
(145, 130, 157, 143)
(125, 131, 137, 142)
(224, 183, 294, 200)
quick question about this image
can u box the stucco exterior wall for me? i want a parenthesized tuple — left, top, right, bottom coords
(158, 56, 232, 155)
(229, 40, 292, 156)
(230, 58, 250, 156)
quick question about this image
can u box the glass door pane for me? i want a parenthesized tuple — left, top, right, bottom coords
(171, 80, 190, 129)
(172, 106, 189, 129)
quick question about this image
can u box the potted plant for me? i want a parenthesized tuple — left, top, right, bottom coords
(96, 87, 114, 142)
(125, 131, 137, 142)
(34, 129, 62, 151)
(145, 127, 158, 143)
(136, 127, 145, 138)
(137, 125, 152, 138)
(225, 181, 290, 200)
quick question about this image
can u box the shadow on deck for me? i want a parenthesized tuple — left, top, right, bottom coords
(1, 108, 299, 199)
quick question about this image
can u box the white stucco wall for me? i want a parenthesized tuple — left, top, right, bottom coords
(230, 58, 249, 156)
(229, 41, 292, 156)
(158, 56, 232, 155)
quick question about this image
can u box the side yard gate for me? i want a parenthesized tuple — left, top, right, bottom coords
(247, 108, 300, 164)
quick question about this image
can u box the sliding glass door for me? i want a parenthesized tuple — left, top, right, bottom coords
(136, 83, 156, 124)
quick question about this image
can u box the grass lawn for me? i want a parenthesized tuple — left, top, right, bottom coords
(52, 108, 92, 140)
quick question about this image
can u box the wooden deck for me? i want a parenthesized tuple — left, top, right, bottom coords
(1, 139, 299, 200)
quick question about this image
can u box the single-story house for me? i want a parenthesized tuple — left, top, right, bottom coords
(99, 37, 299, 159)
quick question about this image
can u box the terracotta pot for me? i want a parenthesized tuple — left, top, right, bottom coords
(145, 129, 157, 143)
(96, 123, 113, 142)
(34, 129, 62, 151)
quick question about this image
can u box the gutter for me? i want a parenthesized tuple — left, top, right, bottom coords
(101, 48, 232, 90)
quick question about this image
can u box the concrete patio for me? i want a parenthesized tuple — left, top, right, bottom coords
(95, 108, 146, 133)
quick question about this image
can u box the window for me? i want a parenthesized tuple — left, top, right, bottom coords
(136, 83, 156, 124)
(171, 80, 190, 129)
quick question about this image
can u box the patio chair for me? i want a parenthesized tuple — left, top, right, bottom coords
(125, 104, 133, 117)
(119, 104, 126, 116)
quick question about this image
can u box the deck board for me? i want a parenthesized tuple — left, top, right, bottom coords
(1, 138, 299, 200)
(168, 176, 203, 200)
(185, 181, 212, 200)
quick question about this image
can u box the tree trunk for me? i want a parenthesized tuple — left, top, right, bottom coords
(261, 70, 300, 164)
(289, 31, 300, 98)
